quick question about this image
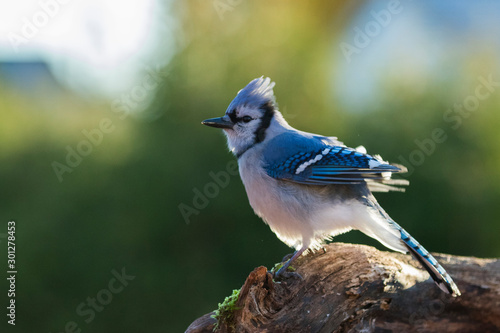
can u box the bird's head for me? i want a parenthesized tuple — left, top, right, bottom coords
(202, 77, 289, 157)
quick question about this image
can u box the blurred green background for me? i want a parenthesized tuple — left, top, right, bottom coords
(1, 0, 500, 332)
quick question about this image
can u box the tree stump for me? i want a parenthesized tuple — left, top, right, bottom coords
(186, 243, 500, 333)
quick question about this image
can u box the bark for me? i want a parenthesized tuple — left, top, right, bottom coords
(186, 243, 500, 333)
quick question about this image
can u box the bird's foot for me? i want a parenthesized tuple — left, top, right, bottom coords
(274, 267, 303, 281)
(281, 252, 294, 262)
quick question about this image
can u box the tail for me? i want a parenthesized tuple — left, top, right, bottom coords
(363, 194, 461, 296)
(398, 227, 461, 297)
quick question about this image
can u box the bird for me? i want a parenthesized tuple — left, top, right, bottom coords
(202, 76, 460, 297)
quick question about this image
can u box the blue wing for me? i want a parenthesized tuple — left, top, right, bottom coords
(263, 132, 408, 192)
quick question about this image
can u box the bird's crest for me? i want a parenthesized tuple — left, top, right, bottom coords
(226, 77, 276, 113)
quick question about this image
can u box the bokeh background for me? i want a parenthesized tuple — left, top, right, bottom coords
(1, 0, 500, 331)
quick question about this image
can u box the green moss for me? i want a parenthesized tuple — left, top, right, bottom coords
(270, 262, 295, 274)
(211, 289, 241, 331)
(270, 262, 284, 273)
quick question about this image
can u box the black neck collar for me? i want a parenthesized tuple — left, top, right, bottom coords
(236, 102, 275, 159)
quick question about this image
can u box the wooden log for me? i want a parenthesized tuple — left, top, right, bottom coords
(186, 243, 500, 333)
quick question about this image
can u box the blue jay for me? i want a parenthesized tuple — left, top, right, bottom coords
(202, 77, 460, 297)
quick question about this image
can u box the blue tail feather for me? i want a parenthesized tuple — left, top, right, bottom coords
(399, 228, 461, 296)
(364, 194, 461, 296)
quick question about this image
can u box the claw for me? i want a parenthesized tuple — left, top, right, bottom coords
(273, 246, 308, 279)
(281, 253, 294, 262)
(274, 269, 303, 280)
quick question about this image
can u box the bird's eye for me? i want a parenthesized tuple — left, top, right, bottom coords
(242, 116, 253, 123)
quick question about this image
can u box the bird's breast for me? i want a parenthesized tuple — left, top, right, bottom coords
(237, 153, 318, 247)
(238, 158, 279, 218)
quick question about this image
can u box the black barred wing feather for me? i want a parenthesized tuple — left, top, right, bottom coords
(265, 145, 408, 192)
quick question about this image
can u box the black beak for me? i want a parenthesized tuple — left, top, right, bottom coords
(201, 117, 234, 129)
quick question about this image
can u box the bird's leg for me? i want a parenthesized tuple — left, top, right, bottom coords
(281, 252, 294, 262)
(275, 246, 307, 278)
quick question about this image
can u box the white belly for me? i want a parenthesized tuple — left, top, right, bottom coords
(237, 150, 360, 250)
(236, 146, 406, 253)
(239, 162, 303, 247)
